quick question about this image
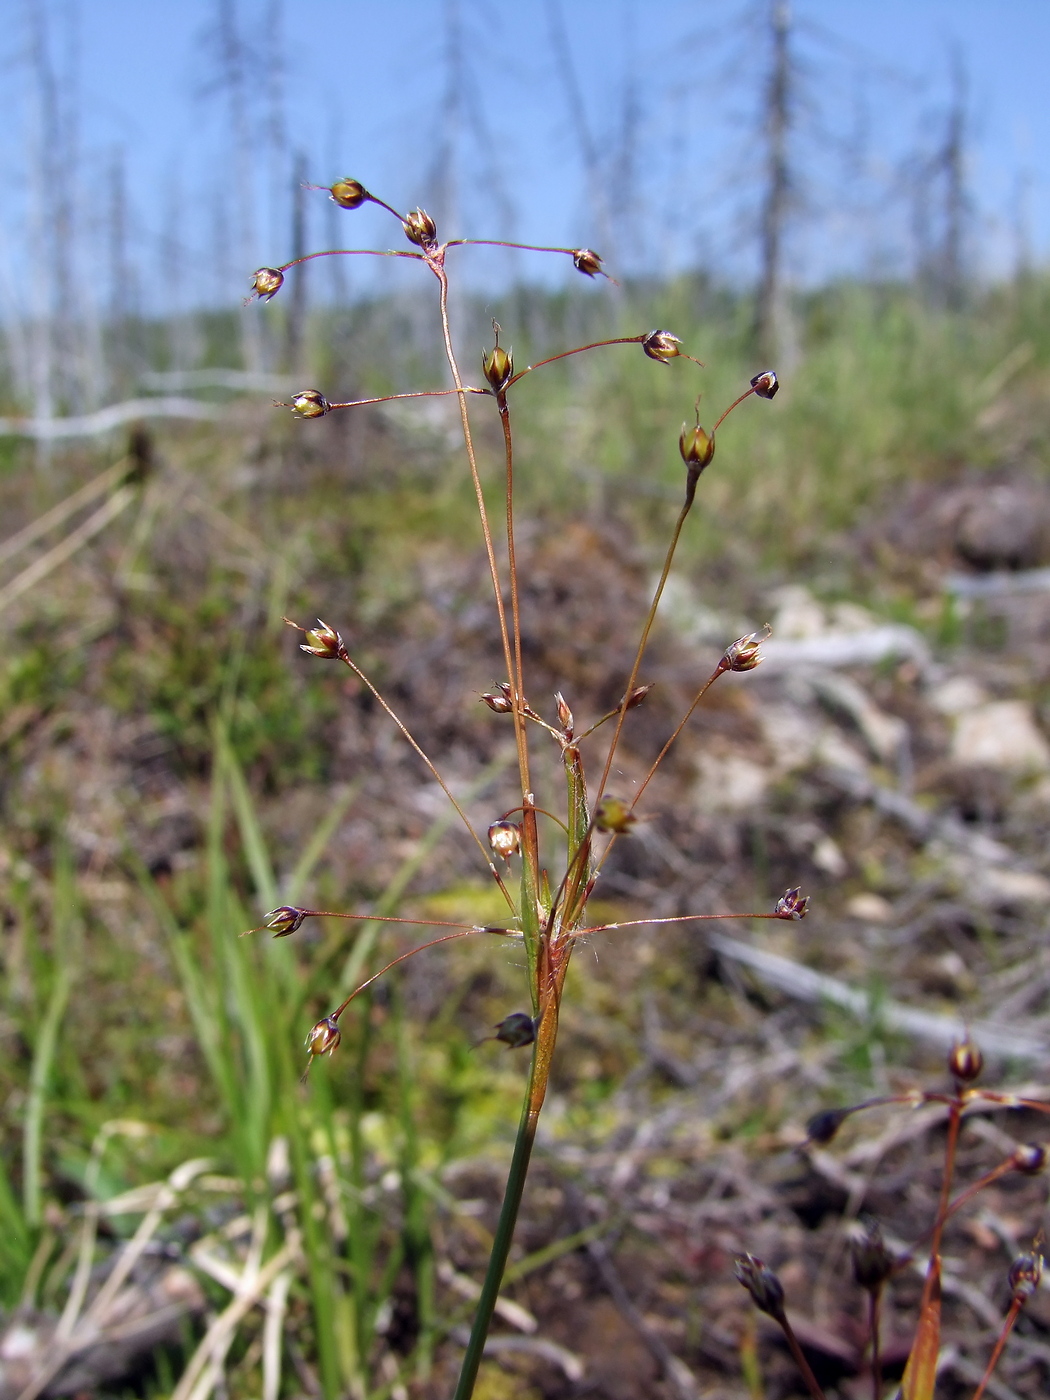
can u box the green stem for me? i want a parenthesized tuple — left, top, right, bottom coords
(452, 1033, 549, 1400)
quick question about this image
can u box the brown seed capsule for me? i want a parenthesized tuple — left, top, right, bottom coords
(330, 177, 368, 209)
(806, 1106, 849, 1144)
(1008, 1251, 1043, 1302)
(949, 1035, 984, 1083)
(250, 267, 284, 302)
(1012, 1143, 1048, 1175)
(488, 820, 522, 862)
(734, 1254, 785, 1318)
(679, 420, 716, 470)
(290, 389, 330, 419)
(722, 631, 765, 672)
(572, 247, 604, 277)
(494, 1011, 537, 1049)
(403, 208, 437, 247)
(750, 369, 780, 399)
(306, 1015, 341, 1058)
(642, 329, 682, 363)
(482, 344, 513, 392)
(594, 796, 637, 835)
(851, 1219, 895, 1292)
(300, 620, 344, 658)
(265, 905, 307, 937)
(775, 887, 810, 920)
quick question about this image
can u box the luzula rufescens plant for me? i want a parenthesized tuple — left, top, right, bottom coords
(245, 177, 796, 1400)
(736, 1034, 1049, 1400)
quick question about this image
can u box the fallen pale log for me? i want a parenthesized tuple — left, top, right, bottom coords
(0, 487, 135, 612)
(708, 933, 1047, 1061)
(0, 398, 221, 439)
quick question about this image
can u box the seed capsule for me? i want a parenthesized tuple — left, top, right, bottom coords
(488, 820, 522, 861)
(572, 248, 604, 277)
(250, 267, 284, 302)
(330, 177, 368, 209)
(481, 685, 514, 713)
(722, 631, 765, 672)
(494, 1012, 537, 1049)
(948, 1035, 984, 1083)
(750, 369, 779, 399)
(642, 329, 682, 363)
(482, 344, 513, 392)
(805, 1107, 849, 1144)
(306, 1016, 341, 1058)
(289, 390, 330, 419)
(403, 208, 437, 247)
(679, 420, 715, 471)
(851, 1219, 895, 1292)
(300, 620, 344, 658)
(1012, 1143, 1048, 1175)
(265, 905, 307, 937)
(594, 796, 636, 835)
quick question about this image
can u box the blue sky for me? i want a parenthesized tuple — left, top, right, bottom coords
(3, 1, 1047, 310)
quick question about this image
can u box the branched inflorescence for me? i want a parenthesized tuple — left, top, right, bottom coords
(244, 176, 792, 1400)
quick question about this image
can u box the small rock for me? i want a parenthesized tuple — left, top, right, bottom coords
(974, 867, 1050, 908)
(694, 753, 770, 813)
(929, 675, 989, 716)
(950, 700, 1050, 773)
(845, 892, 894, 923)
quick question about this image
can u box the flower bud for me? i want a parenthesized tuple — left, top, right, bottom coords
(572, 248, 604, 277)
(289, 390, 330, 419)
(850, 1219, 895, 1292)
(734, 1254, 785, 1319)
(948, 1035, 983, 1084)
(300, 620, 344, 659)
(1008, 1251, 1043, 1302)
(721, 631, 765, 673)
(494, 1011, 537, 1049)
(775, 887, 810, 920)
(806, 1106, 849, 1144)
(306, 1016, 341, 1058)
(621, 683, 654, 710)
(594, 796, 637, 835)
(330, 177, 368, 209)
(481, 684, 514, 713)
(1012, 1143, 1048, 1175)
(642, 329, 682, 363)
(482, 344, 513, 392)
(265, 905, 307, 937)
(250, 267, 284, 302)
(488, 820, 522, 862)
(750, 369, 779, 399)
(679, 420, 715, 471)
(555, 691, 574, 738)
(403, 208, 437, 247)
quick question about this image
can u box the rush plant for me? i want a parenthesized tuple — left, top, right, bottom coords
(246, 179, 798, 1400)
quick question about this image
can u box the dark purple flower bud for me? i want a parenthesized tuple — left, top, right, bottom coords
(1011, 1143, 1047, 1175)
(851, 1219, 895, 1292)
(734, 1254, 785, 1318)
(1008, 1251, 1043, 1302)
(806, 1107, 849, 1144)
(775, 887, 810, 920)
(750, 370, 779, 399)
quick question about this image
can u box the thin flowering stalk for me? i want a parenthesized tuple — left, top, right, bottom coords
(279, 247, 424, 271)
(505, 336, 685, 388)
(970, 1299, 1024, 1400)
(321, 388, 486, 413)
(329, 928, 509, 1023)
(243, 909, 513, 938)
(495, 389, 527, 757)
